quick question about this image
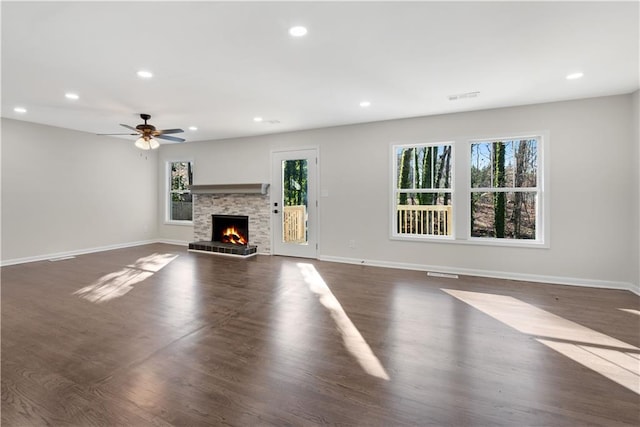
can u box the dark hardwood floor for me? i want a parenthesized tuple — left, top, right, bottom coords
(2, 243, 639, 426)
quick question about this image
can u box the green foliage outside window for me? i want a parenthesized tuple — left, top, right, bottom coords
(470, 139, 538, 239)
(396, 144, 452, 205)
(283, 159, 307, 207)
(170, 161, 193, 221)
(394, 144, 453, 237)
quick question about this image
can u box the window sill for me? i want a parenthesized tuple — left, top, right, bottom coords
(462, 237, 549, 249)
(391, 234, 454, 243)
(390, 234, 548, 248)
(164, 220, 193, 227)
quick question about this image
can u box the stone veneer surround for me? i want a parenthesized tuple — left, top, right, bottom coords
(193, 193, 271, 254)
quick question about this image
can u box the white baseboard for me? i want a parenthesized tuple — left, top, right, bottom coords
(0, 240, 158, 267)
(318, 255, 639, 295)
(155, 239, 190, 246)
(4, 243, 636, 296)
(1, 239, 268, 267)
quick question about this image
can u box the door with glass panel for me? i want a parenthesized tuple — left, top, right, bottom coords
(271, 149, 318, 258)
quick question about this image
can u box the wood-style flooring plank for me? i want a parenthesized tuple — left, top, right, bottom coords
(2, 243, 639, 426)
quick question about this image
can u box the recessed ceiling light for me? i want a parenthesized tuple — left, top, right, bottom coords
(13, 107, 27, 113)
(359, 101, 371, 107)
(137, 70, 153, 79)
(189, 126, 198, 131)
(65, 93, 79, 100)
(253, 117, 263, 122)
(566, 72, 584, 80)
(289, 26, 308, 37)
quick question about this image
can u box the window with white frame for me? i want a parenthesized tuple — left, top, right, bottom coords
(168, 161, 193, 222)
(391, 135, 546, 246)
(392, 143, 454, 238)
(470, 138, 539, 240)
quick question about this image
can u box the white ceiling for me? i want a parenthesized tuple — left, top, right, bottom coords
(2, 1, 638, 144)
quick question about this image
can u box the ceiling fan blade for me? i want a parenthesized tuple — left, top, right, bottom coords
(120, 124, 141, 133)
(97, 133, 138, 136)
(156, 134, 185, 143)
(157, 128, 184, 135)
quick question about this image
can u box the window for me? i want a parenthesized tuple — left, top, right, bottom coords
(470, 138, 539, 240)
(168, 161, 193, 222)
(391, 134, 546, 246)
(392, 143, 454, 239)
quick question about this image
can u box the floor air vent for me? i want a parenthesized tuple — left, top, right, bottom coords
(48, 256, 76, 262)
(427, 271, 459, 279)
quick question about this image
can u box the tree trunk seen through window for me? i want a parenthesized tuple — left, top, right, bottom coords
(417, 147, 433, 205)
(398, 147, 413, 204)
(493, 142, 506, 238)
(513, 140, 527, 237)
(436, 146, 452, 205)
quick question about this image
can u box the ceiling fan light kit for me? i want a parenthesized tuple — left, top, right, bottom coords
(134, 136, 160, 150)
(100, 113, 185, 150)
(134, 138, 149, 150)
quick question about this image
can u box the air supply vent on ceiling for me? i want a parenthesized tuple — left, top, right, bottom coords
(448, 91, 480, 101)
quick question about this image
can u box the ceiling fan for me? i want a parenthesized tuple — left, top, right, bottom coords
(99, 113, 185, 150)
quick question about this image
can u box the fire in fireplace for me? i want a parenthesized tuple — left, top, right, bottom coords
(212, 215, 249, 246)
(220, 227, 247, 245)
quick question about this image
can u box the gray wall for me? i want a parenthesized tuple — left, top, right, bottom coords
(158, 94, 638, 290)
(1, 94, 636, 291)
(1, 118, 158, 262)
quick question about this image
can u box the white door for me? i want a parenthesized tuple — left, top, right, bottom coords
(271, 149, 318, 258)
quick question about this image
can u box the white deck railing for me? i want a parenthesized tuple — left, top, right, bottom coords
(283, 205, 307, 243)
(397, 205, 452, 236)
(282, 204, 452, 242)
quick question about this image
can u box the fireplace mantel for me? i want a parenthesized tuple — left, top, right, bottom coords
(189, 183, 270, 195)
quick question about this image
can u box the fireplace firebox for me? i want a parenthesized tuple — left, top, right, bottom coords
(212, 214, 249, 245)
(188, 214, 257, 257)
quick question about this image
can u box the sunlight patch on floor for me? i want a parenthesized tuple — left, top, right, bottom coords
(73, 253, 178, 303)
(443, 288, 639, 394)
(619, 308, 640, 316)
(442, 289, 637, 349)
(297, 263, 390, 380)
(537, 339, 640, 394)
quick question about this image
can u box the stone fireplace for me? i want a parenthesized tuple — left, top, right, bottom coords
(188, 184, 271, 255)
